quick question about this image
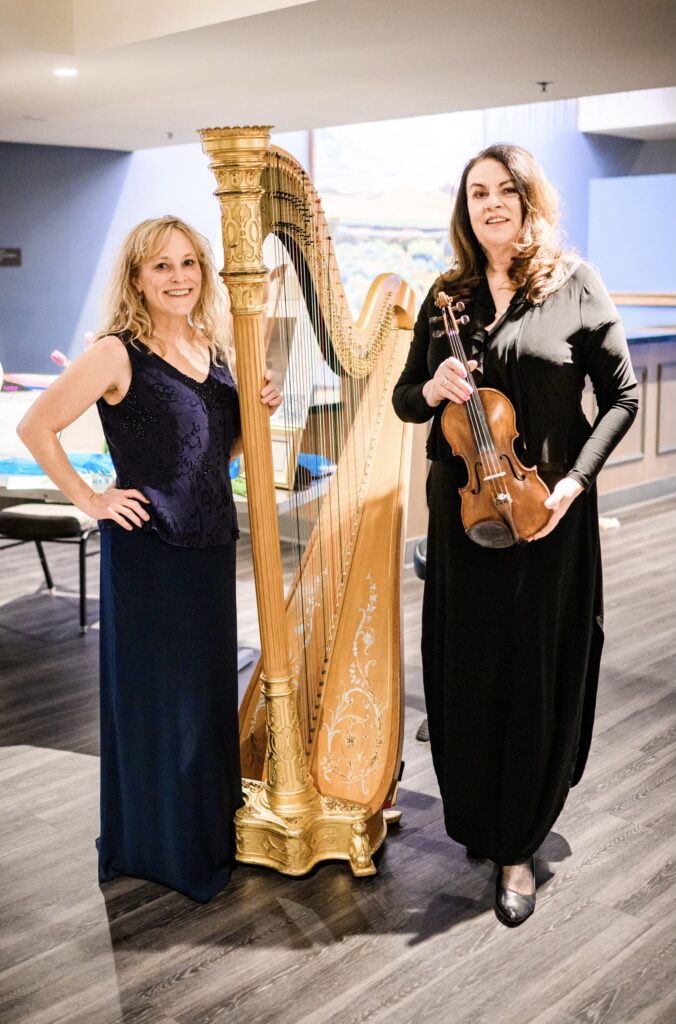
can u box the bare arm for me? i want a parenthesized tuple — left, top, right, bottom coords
(17, 337, 150, 529)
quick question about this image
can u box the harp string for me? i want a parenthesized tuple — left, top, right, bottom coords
(262, 149, 386, 752)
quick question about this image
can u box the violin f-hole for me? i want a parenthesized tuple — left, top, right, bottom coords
(499, 451, 526, 481)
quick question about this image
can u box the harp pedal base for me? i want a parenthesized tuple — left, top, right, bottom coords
(235, 779, 388, 877)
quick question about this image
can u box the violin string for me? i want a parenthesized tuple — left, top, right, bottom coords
(446, 321, 502, 492)
(442, 310, 503, 493)
(460, 343, 505, 498)
(441, 309, 494, 488)
(441, 309, 502, 501)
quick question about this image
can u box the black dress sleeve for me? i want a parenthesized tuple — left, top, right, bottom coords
(392, 290, 436, 424)
(568, 268, 639, 491)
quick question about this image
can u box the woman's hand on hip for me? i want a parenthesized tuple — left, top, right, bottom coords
(261, 370, 282, 415)
(528, 476, 584, 541)
(423, 357, 478, 408)
(83, 487, 150, 530)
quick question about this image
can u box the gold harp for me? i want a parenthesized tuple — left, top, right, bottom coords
(199, 127, 415, 876)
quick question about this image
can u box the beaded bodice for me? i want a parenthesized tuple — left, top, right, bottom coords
(96, 336, 240, 547)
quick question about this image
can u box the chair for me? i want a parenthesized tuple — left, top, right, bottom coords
(0, 502, 99, 633)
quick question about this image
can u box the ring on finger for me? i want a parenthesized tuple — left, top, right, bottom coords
(441, 376, 448, 386)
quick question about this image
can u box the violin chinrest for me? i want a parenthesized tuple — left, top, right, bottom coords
(466, 519, 518, 549)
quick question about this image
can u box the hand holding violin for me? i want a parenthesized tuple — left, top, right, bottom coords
(423, 357, 479, 408)
(528, 477, 584, 541)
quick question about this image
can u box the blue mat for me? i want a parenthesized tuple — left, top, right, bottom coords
(0, 453, 114, 476)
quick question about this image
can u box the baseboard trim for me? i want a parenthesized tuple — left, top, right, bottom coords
(598, 476, 676, 513)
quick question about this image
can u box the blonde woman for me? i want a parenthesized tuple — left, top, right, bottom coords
(393, 145, 638, 926)
(19, 216, 281, 902)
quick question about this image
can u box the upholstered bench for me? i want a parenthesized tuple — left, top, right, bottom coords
(0, 503, 99, 633)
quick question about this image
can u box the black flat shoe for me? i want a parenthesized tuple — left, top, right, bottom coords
(495, 858, 536, 927)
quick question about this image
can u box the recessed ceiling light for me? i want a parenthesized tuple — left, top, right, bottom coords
(53, 68, 78, 77)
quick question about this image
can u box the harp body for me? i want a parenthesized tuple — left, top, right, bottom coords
(200, 127, 414, 876)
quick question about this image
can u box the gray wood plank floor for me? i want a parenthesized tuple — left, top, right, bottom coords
(0, 499, 674, 1024)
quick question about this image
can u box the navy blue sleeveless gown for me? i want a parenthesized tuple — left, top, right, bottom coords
(96, 337, 242, 902)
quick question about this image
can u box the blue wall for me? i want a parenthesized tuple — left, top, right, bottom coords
(0, 108, 674, 376)
(481, 104, 676, 329)
(319, 100, 676, 322)
(0, 143, 132, 373)
(0, 132, 310, 375)
(588, 173, 676, 292)
(482, 101, 643, 255)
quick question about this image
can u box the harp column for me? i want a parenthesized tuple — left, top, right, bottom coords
(199, 127, 319, 817)
(199, 126, 383, 877)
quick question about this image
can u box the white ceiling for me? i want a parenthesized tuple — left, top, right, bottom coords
(1, 0, 675, 152)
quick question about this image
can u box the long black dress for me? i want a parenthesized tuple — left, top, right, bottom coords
(95, 338, 243, 902)
(393, 263, 639, 865)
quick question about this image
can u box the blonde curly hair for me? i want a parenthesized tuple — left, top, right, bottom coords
(436, 144, 575, 306)
(95, 215, 234, 367)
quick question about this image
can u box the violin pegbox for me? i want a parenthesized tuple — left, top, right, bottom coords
(429, 314, 446, 340)
(450, 301, 469, 326)
(442, 302, 470, 334)
(431, 296, 469, 340)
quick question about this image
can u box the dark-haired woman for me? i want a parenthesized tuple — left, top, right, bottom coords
(18, 216, 281, 902)
(393, 145, 638, 926)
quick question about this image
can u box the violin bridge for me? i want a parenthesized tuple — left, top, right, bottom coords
(483, 471, 506, 481)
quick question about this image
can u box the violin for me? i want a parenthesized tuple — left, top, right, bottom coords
(434, 299, 552, 549)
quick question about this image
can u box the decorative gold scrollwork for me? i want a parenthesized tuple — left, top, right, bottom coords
(320, 573, 385, 793)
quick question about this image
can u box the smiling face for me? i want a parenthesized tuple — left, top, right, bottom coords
(133, 229, 202, 324)
(466, 158, 524, 257)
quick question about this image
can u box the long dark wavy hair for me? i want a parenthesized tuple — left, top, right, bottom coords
(435, 143, 573, 305)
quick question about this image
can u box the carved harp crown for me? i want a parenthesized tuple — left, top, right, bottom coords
(200, 126, 415, 877)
